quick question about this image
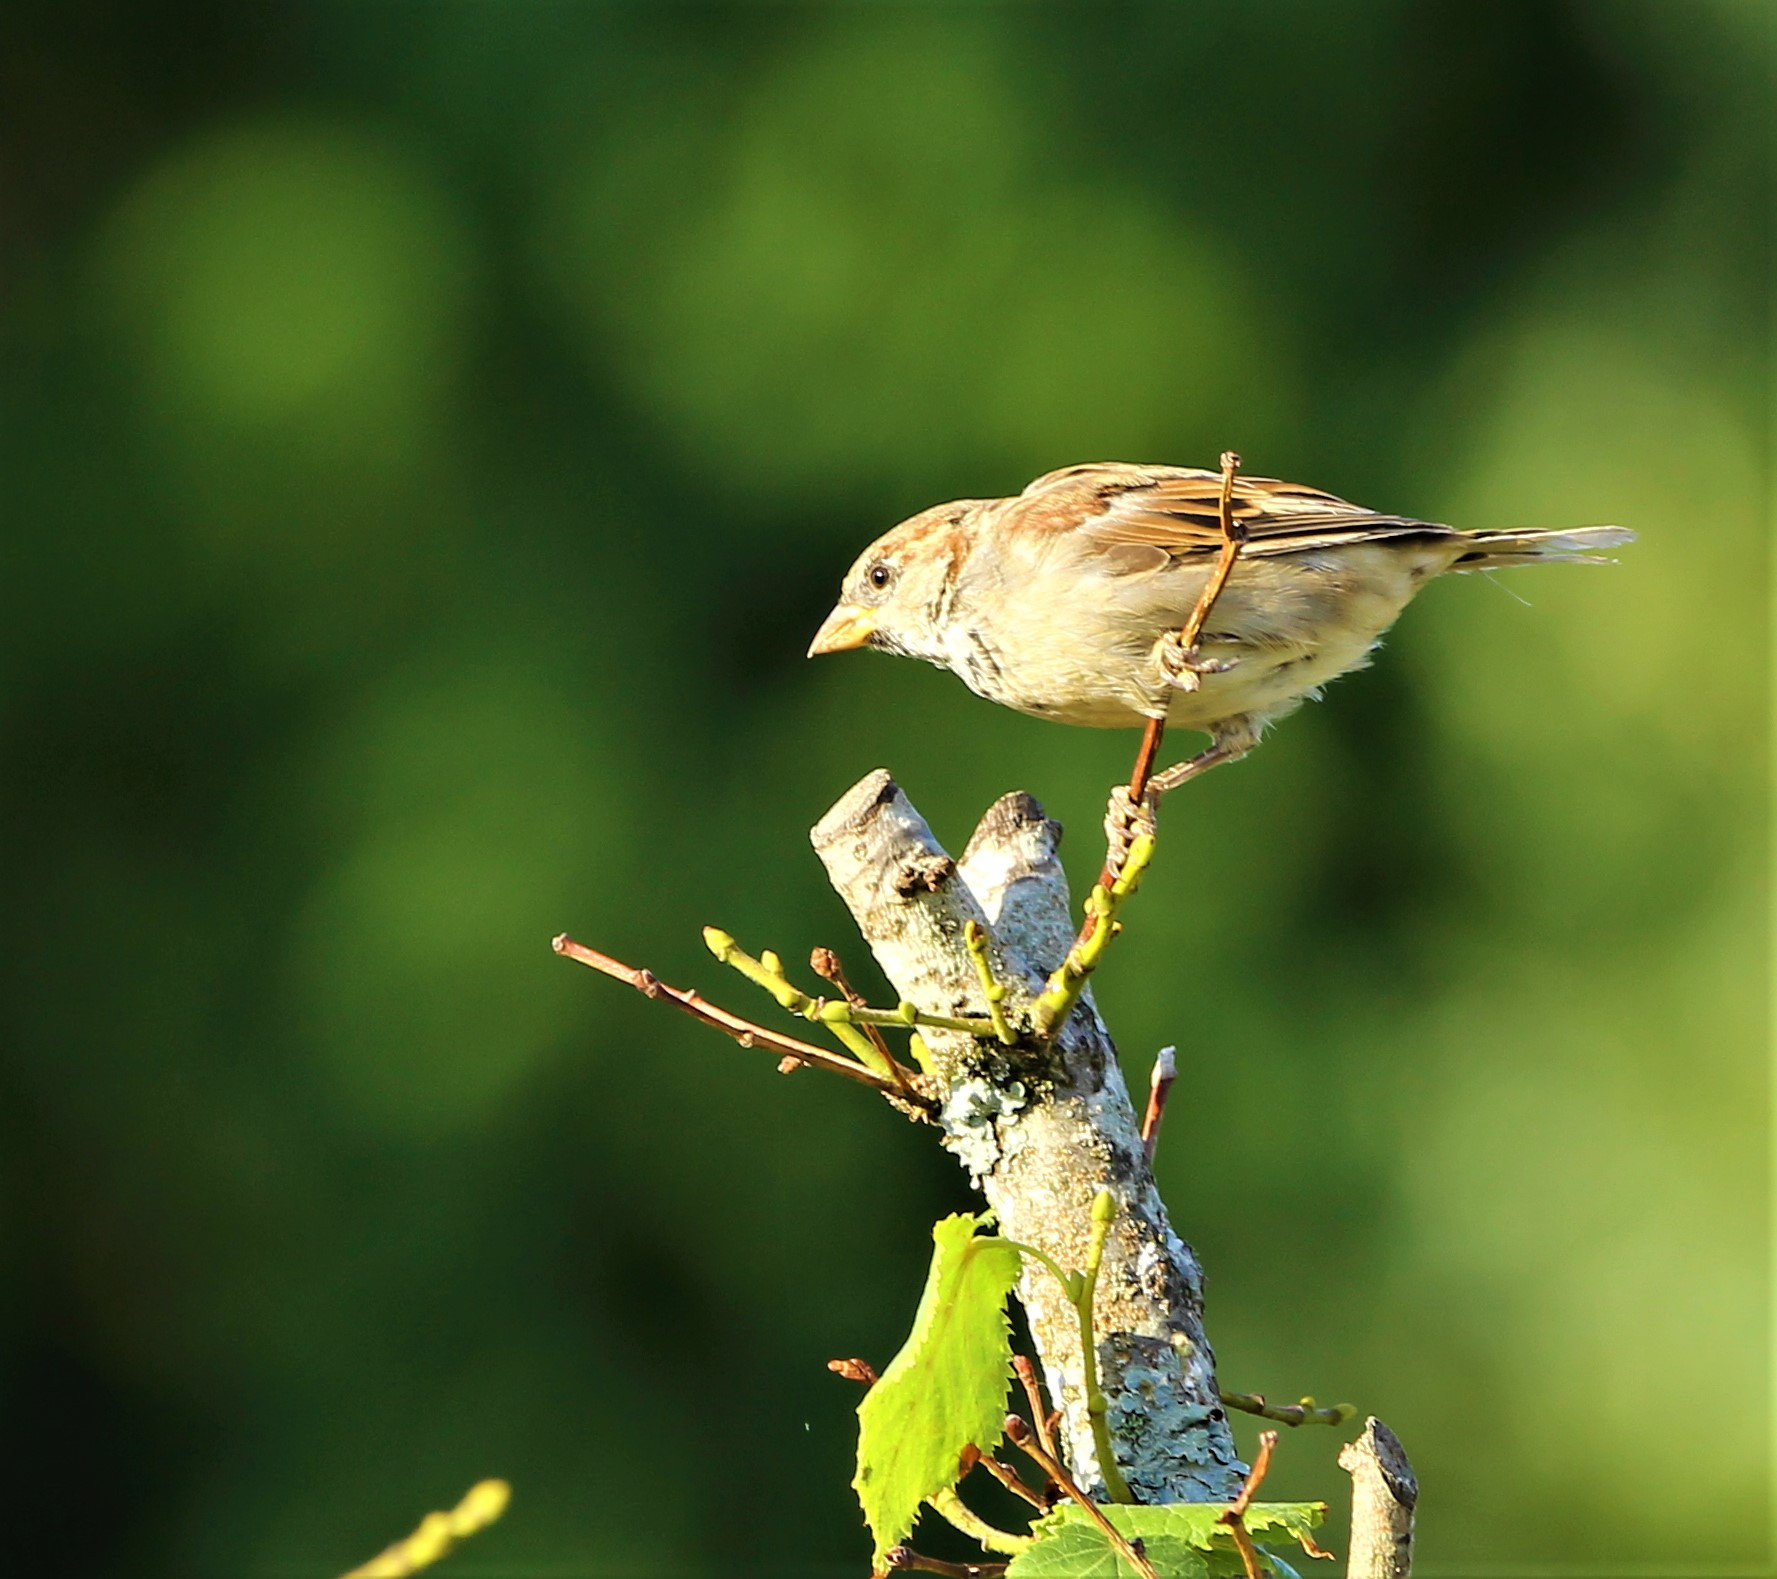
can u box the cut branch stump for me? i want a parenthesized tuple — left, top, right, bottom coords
(811, 770, 1244, 1501)
(1338, 1417, 1417, 1578)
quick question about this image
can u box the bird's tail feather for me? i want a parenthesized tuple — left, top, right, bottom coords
(1453, 524, 1635, 571)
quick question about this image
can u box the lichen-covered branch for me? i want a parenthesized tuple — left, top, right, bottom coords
(810, 772, 1244, 1502)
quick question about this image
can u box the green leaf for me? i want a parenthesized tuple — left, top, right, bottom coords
(1004, 1501, 1329, 1579)
(854, 1213, 1023, 1564)
(1005, 1522, 1212, 1579)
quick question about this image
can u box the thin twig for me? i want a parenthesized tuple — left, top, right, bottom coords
(963, 920, 1018, 1045)
(1075, 1190, 1134, 1503)
(339, 1480, 510, 1579)
(1011, 1356, 1063, 1472)
(1004, 1416, 1160, 1579)
(1099, 448, 1248, 893)
(704, 928, 909, 1082)
(708, 929, 987, 1078)
(1220, 1389, 1354, 1428)
(885, 1548, 1008, 1578)
(1220, 1428, 1278, 1579)
(1031, 834, 1156, 1042)
(1229, 1429, 1275, 1519)
(809, 946, 894, 1068)
(1224, 1511, 1264, 1579)
(1140, 1045, 1176, 1162)
(1176, 450, 1247, 656)
(1099, 720, 1168, 896)
(1128, 716, 1167, 805)
(846, 1004, 1001, 1034)
(552, 934, 919, 1102)
(977, 1454, 1049, 1511)
(929, 1487, 1035, 1555)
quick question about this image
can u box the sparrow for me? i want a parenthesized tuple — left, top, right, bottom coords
(808, 461, 1632, 848)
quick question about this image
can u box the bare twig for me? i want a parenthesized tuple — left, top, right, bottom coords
(1139, 1046, 1177, 1161)
(810, 945, 895, 1068)
(703, 928, 921, 1087)
(1220, 1389, 1354, 1428)
(708, 928, 988, 1078)
(1011, 1355, 1063, 1472)
(552, 934, 925, 1104)
(1177, 450, 1247, 659)
(977, 1454, 1049, 1511)
(1228, 1428, 1275, 1519)
(1224, 1510, 1264, 1579)
(1100, 450, 1248, 892)
(1005, 1416, 1160, 1579)
(1219, 1428, 1277, 1579)
(1127, 716, 1167, 808)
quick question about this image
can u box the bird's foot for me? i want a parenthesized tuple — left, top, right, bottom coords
(1158, 631, 1238, 693)
(1104, 783, 1160, 883)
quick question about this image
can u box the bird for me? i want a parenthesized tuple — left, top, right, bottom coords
(808, 459, 1632, 866)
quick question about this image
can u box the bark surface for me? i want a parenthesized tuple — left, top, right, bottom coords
(811, 770, 1244, 1501)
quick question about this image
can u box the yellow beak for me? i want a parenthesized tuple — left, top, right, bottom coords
(807, 604, 877, 657)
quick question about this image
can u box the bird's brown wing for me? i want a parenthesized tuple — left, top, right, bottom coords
(1025, 464, 1455, 572)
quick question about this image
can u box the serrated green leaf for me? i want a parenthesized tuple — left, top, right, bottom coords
(1004, 1501, 1329, 1579)
(854, 1213, 1023, 1564)
(1005, 1519, 1213, 1579)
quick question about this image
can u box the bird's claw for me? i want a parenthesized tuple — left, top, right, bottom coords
(1159, 633, 1238, 693)
(1104, 784, 1160, 882)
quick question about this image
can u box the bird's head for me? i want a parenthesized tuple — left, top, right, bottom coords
(807, 502, 980, 665)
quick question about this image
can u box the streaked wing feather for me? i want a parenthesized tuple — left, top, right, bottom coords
(1077, 471, 1454, 563)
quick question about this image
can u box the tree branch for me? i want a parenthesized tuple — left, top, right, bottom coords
(1219, 1390, 1355, 1428)
(1339, 1417, 1417, 1579)
(811, 774, 1243, 1502)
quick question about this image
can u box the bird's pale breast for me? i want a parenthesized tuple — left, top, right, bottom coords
(946, 539, 1455, 733)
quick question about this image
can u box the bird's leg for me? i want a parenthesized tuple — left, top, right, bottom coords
(1144, 725, 1258, 796)
(1159, 449, 1248, 694)
(1103, 720, 1260, 882)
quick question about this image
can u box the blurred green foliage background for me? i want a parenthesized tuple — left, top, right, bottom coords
(1, 3, 1767, 1574)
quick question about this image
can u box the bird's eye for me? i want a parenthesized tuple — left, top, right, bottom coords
(867, 562, 894, 591)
